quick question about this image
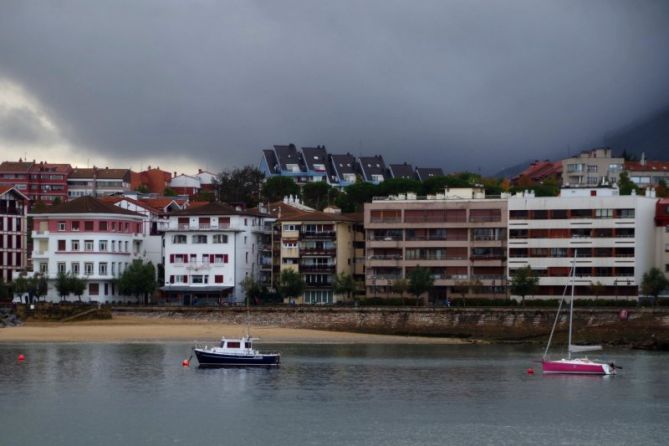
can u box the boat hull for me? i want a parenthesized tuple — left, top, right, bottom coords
(194, 349, 280, 368)
(541, 359, 613, 375)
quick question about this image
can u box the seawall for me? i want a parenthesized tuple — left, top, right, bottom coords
(114, 306, 669, 348)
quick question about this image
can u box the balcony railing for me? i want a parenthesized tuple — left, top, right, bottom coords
(301, 265, 336, 273)
(300, 248, 336, 256)
(368, 255, 403, 260)
(301, 231, 336, 238)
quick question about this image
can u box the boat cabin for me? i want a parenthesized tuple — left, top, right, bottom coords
(220, 338, 253, 349)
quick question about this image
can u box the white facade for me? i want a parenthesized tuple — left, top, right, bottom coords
(31, 211, 145, 303)
(507, 188, 657, 300)
(110, 198, 166, 267)
(161, 206, 273, 305)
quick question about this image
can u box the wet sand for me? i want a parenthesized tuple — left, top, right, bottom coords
(0, 315, 470, 344)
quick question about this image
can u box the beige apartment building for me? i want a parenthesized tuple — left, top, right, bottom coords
(270, 201, 364, 304)
(561, 147, 624, 187)
(364, 188, 508, 301)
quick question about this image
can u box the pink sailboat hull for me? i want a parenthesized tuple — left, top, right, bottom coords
(542, 359, 614, 375)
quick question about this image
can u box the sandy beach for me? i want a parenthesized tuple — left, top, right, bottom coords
(0, 315, 469, 344)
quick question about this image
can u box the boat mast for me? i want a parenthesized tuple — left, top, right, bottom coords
(568, 250, 577, 360)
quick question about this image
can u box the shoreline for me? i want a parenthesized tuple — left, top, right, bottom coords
(0, 315, 473, 344)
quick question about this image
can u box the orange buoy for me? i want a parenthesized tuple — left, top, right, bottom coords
(18, 354, 25, 362)
(527, 368, 534, 375)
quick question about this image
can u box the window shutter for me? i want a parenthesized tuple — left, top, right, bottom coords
(170, 275, 175, 283)
(184, 255, 188, 263)
(224, 254, 229, 263)
(170, 254, 174, 263)
(210, 254, 214, 263)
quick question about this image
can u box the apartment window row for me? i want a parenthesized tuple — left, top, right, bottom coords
(168, 254, 229, 264)
(54, 220, 141, 233)
(509, 247, 635, 258)
(509, 228, 635, 239)
(168, 274, 224, 284)
(510, 209, 635, 220)
(0, 235, 21, 249)
(56, 239, 131, 253)
(0, 217, 22, 232)
(54, 261, 128, 276)
(509, 266, 634, 278)
(171, 234, 229, 244)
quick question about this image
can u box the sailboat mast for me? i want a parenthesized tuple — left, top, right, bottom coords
(568, 251, 577, 360)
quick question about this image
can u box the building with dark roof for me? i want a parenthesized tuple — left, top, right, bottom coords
(328, 153, 358, 187)
(387, 163, 415, 179)
(357, 155, 387, 184)
(415, 167, 444, 181)
(68, 167, 132, 198)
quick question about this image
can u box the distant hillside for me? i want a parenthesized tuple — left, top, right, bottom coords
(604, 106, 669, 160)
(492, 160, 532, 179)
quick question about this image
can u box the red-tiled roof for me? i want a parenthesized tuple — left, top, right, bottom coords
(0, 161, 34, 172)
(514, 161, 562, 182)
(31, 196, 141, 216)
(625, 161, 669, 172)
(69, 167, 131, 180)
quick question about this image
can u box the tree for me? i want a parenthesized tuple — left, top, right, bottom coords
(302, 181, 333, 210)
(391, 278, 409, 304)
(618, 171, 639, 196)
(55, 272, 71, 302)
(641, 267, 669, 306)
(333, 272, 357, 302)
(375, 178, 422, 197)
(117, 260, 157, 304)
(590, 281, 605, 299)
(277, 269, 305, 304)
(408, 267, 434, 306)
(335, 181, 377, 212)
(32, 275, 48, 301)
(69, 275, 86, 301)
(216, 166, 265, 207)
(656, 179, 669, 198)
(163, 187, 177, 197)
(261, 176, 300, 203)
(240, 276, 264, 305)
(510, 266, 539, 305)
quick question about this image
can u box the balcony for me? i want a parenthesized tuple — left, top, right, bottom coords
(300, 264, 336, 273)
(300, 248, 336, 256)
(301, 230, 336, 239)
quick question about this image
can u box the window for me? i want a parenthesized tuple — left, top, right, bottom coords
(213, 254, 228, 264)
(282, 241, 297, 248)
(191, 275, 208, 284)
(85, 240, 94, 252)
(72, 240, 80, 251)
(99, 263, 107, 276)
(111, 263, 116, 276)
(99, 221, 107, 231)
(192, 235, 207, 244)
(595, 209, 613, 219)
(40, 263, 48, 274)
(58, 221, 66, 231)
(244, 236, 247, 244)
(617, 209, 635, 218)
(213, 234, 228, 244)
(283, 224, 298, 231)
(58, 240, 66, 251)
(72, 262, 80, 275)
(215, 275, 224, 283)
(57, 262, 66, 273)
(89, 283, 99, 296)
(587, 165, 598, 172)
(245, 252, 249, 263)
(71, 221, 80, 231)
(84, 262, 94, 275)
(84, 221, 94, 231)
(124, 241, 128, 252)
(173, 234, 187, 244)
(99, 240, 107, 251)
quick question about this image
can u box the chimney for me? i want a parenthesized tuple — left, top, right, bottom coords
(198, 169, 203, 174)
(640, 152, 646, 166)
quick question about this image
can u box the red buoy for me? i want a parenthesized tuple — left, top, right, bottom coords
(181, 359, 190, 367)
(18, 354, 25, 362)
(527, 368, 534, 375)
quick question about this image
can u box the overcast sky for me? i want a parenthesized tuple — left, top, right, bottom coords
(0, 0, 668, 175)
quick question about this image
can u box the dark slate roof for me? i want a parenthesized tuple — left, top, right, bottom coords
(415, 167, 444, 181)
(262, 149, 280, 174)
(273, 144, 305, 172)
(31, 196, 141, 216)
(388, 163, 415, 179)
(329, 153, 357, 182)
(301, 146, 329, 173)
(357, 155, 387, 181)
(168, 201, 269, 217)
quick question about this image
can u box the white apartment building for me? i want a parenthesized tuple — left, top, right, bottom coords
(160, 202, 273, 305)
(655, 198, 669, 280)
(507, 187, 657, 300)
(30, 196, 146, 302)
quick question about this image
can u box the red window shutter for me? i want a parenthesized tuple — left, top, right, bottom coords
(184, 255, 189, 263)
(170, 275, 175, 283)
(170, 254, 174, 263)
(210, 254, 214, 263)
(224, 254, 229, 263)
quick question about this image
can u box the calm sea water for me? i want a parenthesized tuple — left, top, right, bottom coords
(0, 342, 667, 446)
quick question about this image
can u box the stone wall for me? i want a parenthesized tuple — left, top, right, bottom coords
(115, 306, 669, 346)
(16, 303, 112, 321)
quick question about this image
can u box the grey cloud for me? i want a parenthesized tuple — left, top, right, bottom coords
(0, 0, 668, 173)
(0, 105, 59, 146)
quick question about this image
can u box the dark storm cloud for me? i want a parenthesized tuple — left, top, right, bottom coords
(0, 0, 668, 173)
(0, 105, 58, 146)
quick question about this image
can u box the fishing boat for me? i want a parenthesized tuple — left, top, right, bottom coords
(193, 336, 280, 367)
(541, 253, 618, 375)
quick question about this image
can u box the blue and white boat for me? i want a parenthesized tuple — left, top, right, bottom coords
(193, 336, 280, 367)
